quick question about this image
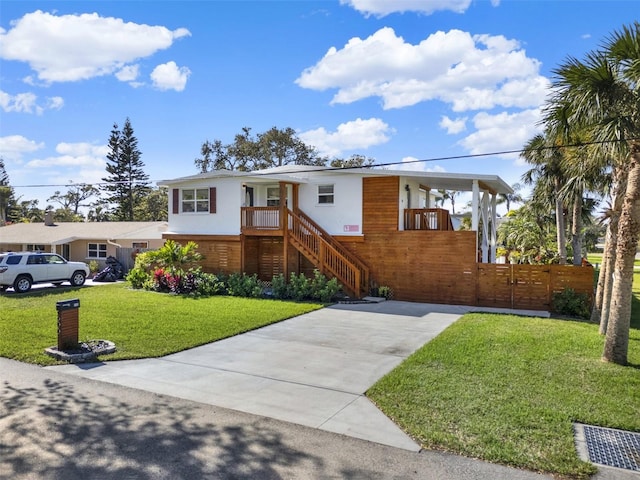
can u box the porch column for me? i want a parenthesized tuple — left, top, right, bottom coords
(472, 180, 480, 260)
(490, 193, 497, 263)
(280, 182, 289, 279)
(481, 191, 489, 263)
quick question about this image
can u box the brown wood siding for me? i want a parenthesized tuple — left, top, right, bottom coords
(362, 177, 399, 233)
(162, 234, 241, 275)
(243, 237, 259, 276)
(258, 237, 284, 280)
(341, 231, 477, 304)
(172, 188, 179, 214)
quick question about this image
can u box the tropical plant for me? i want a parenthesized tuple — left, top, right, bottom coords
(545, 22, 640, 364)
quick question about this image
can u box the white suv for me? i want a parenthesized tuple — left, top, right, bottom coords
(0, 252, 90, 293)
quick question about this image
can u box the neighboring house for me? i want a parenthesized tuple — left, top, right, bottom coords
(158, 166, 516, 303)
(0, 215, 167, 271)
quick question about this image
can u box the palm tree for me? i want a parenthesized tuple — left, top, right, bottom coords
(521, 134, 568, 264)
(547, 22, 640, 365)
(497, 183, 524, 213)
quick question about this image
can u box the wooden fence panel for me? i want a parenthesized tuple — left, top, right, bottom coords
(477, 264, 512, 308)
(512, 265, 551, 310)
(474, 263, 594, 311)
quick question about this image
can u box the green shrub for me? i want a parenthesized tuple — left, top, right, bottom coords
(226, 273, 263, 298)
(191, 270, 226, 296)
(377, 285, 393, 300)
(126, 266, 151, 289)
(271, 273, 289, 299)
(310, 270, 341, 302)
(551, 288, 591, 319)
(288, 272, 311, 301)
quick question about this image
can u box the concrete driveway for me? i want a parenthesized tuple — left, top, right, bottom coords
(48, 301, 544, 450)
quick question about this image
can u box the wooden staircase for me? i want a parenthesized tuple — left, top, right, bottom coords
(287, 209, 369, 298)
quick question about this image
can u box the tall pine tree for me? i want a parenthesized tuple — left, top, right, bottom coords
(101, 118, 150, 221)
(0, 158, 18, 225)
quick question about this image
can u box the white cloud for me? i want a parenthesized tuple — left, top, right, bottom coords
(394, 155, 447, 172)
(0, 90, 65, 115)
(115, 64, 140, 82)
(150, 61, 191, 91)
(341, 0, 473, 17)
(0, 135, 45, 162)
(24, 142, 107, 187)
(0, 10, 190, 84)
(440, 116, 467, 134)
(459, 109, 544, 163)
(296, 27, 549, 111)
(298, 118, 393, 157)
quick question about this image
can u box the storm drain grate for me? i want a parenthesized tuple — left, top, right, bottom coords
(574, 423, 640, 472)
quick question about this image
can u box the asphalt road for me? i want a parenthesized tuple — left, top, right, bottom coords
(0, 357, 558, 480)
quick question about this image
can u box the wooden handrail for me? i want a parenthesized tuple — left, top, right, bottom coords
(404, 208, 454, 231)
(296, 210, 369, 284)
(287, 209, 367, 298)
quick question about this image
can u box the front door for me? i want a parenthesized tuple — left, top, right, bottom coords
(245, 187, 254, 207)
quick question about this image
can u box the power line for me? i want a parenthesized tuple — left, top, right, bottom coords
(9, 137, 636, 189)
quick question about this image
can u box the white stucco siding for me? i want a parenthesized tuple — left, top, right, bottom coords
(297, 174, 363, 236)
(167, 178, 242, 235)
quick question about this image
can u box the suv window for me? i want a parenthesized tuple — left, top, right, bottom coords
(6, 255, 23, 265)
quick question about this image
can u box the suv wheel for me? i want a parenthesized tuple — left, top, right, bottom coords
(70, 271, 86, 287)
(14, 275, 32, 293)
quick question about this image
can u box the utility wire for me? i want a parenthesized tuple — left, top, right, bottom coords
(10, 137, 637, 189)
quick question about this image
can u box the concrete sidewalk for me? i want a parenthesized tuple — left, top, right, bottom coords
(48, 301, 548, 451)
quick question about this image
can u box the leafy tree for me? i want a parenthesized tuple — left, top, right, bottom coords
(47, 182, 99, 218)
(14, 199, 44, 223)
(86, 200, 112, 222)
(0, 158, 18, 225)
(195, 126, 326, 172)
(134, 187, 168, 221)
(102, 118, 151, 221)
(50, 208, 84, 223)
(330, 154, 375, 168)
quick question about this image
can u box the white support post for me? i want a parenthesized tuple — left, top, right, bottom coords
(490, 193, 497, 263)
(472, 180, 480, 261)
(481, 192, 489, 263)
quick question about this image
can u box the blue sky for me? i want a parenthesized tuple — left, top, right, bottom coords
(0, 0, 637, 212)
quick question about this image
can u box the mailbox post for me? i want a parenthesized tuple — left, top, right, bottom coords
(57, 299, 80, 351)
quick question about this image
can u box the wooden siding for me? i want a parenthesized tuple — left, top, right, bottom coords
(363, 177, 399, 233)
(341, 231, 477, 304)
(341, 232, 594, 310)
(166, 232, 594, 312)
(163, 234, 241, 275)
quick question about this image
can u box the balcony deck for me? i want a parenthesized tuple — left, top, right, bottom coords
(404, 208, 454, 231)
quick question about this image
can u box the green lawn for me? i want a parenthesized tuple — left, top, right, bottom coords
(0, 283, 322, 365)
(368, 275, 640, 479)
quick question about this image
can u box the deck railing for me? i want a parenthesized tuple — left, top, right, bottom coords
(241, 207, 281, 231)
(240, 206, 370, 297)
(404, 208, 454, 231)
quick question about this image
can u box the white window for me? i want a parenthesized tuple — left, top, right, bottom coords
(88, 243, 107, 259)
(132, 242, 148, 249)
(27, 244, 45, 252)
(182, 188, 209, 213)
(266, 187, 280, 207)
(318, 184, 334, 204)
